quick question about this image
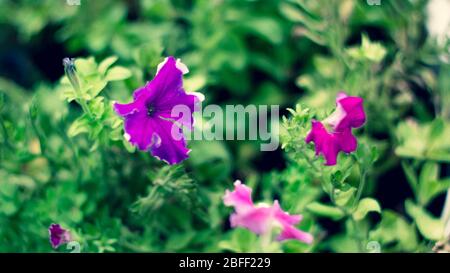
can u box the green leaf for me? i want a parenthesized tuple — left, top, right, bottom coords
(218, 228, 259, 253)
(87, 80, 108, 98)
(75, 57, 97, 76)
(361, 34, 386, 62)
(98, 56, 118, 75)
(396, 119, 450, 162)
(428, 118, 444, 142)
(419, 178, 450, 206)
(346, 34, 386, 63)
(334, 186, 357, 207)
(401, 161, 418, 194)
(419, 162, 439, 186)
(416, 162, 450, 205)
(306, 202, 345, 220)
(352, 198, 381, 220)
(405, 199, 445, 240)
(240, 17, 283, 45)
(0, 92, 4, 111)
(165, 232, 195, 251)
(355, 143, 378, 170)
(68, 115, 90, 137)
(105, 66, 132, 81)
(327, 234, 360, 253)
(370, 210, 418, 251)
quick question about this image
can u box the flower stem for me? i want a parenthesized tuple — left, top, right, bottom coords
(297, 145, 320, 174)
(441, 189, 450, 238)
(354, 171, 367, 206)
(0, 116, 11, 149)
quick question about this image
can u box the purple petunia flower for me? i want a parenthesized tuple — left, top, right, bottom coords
(223, 181, 313, 244)
(306, 92, 366, 166)
(49, 224, 71, 249)
(113, 56, 202, 165)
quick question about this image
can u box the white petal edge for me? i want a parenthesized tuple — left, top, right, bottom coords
(176, 58, 189, 75)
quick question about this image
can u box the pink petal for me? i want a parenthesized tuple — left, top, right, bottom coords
(277, 224, 314, 244)
(334, 95, 366, 131)
(305, 120, 340, 166)
(223, 180, 254, 213)
(229, 206, 274, 235)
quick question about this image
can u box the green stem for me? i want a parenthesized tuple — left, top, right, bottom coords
(350, 217, 365, 253)
(77, 98, 93, 120)
(353, 171, 367, 209)
(259, 224, 274, 253)
(30, 116, 46, 156)
(0, 116, 12, 149)
(297, 145, 321, 174)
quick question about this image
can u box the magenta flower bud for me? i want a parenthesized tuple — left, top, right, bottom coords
(49, 224, 72, 249)
(306, 92, 366, 166)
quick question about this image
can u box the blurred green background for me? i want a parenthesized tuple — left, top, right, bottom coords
(0, 0, 449, 252)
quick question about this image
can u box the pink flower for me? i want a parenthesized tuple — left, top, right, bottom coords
(223, 180, 313, 244)
(306, 92, 365, 166)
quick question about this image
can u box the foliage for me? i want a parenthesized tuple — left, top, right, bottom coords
(0, 0, 449, 253)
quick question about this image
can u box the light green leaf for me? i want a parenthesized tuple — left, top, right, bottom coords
(419, 162, 439, 187)
(401, 161, 418, 194)
(346, 34, 386, 63)
(98, 56, 118, 75)
(334, 187, 357, 207)
(419, 178, 450, 206)
(429, 118, 444, 142)
(306, 202, 345, 220)
(240, 17, 283, 45)
(353, 198, 381, 220)
(405, 199, 445, 240)
(68, 115, 90, 137)
(88, 80, 108, 98)
(75, 57, 97, 76)
(105, 66, 132, 81)
(370, 210, 418, 251)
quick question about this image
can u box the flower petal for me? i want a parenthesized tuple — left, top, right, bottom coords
(49, 224, 71, 249)
(223, 182, 313, 244)
(113, 101, 141, 117)
(273, 200, 302, 226)
(223, 180, 254, 213)
(334, 94, 366, 131)
(148, 118, 190, 165)
(229, 206, 274, 235)
(277, 224, 314, 244)
(336, 127, 357, 153)
(123, 112, 152, 150)
(157, 93, 199, 130)
(306, 120, 340, 166)
(147, 56, 187, 106)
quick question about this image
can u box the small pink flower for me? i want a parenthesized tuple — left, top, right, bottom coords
(306, 92, 365, 166)
(223, 181, 313, 244)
